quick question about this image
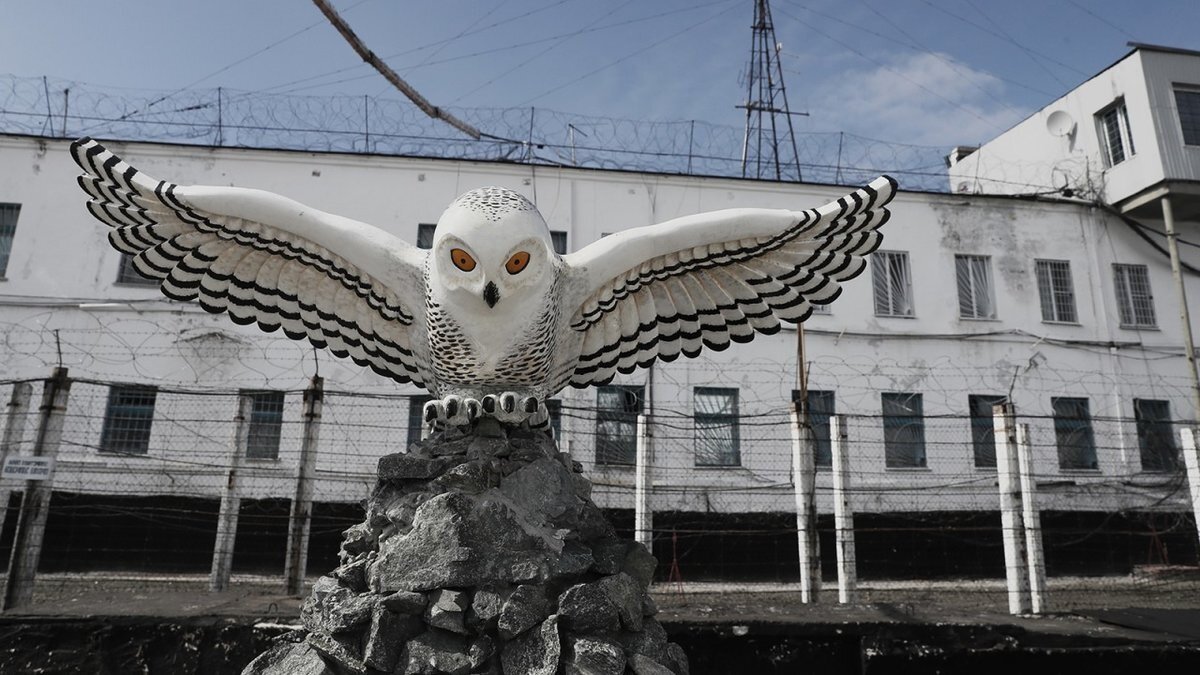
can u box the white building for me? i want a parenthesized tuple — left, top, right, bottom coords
(2, 115, 1197, 524)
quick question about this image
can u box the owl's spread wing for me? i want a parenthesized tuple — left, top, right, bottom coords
(559, 176, 896, 388)
(71, 138, 429, 386)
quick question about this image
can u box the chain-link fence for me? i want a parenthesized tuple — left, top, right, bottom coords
(1, 369, 1197, 616)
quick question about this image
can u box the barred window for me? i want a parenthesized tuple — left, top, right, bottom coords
(595, 385, 643, 465)
(795, 389, 835, 467)
(406, 394, 433, 446)
(956, 255, 996, 319)
(1035, 259, 1077, 323)
(968, 394, 1007, 468)
(871, 251, 914, 317)
(1174, 88, 1200, 146)
(1053, 397, 1098, 470)
(0, 202, 20, 277)
(694, 387, 739, 467)
(882, 392, 926, 468)
(116, 253, 159, 286)
(100, 386, 157, 455)
(550, 231, 568, 254)
(417, 223, 436, 249)
(1113, 263, 1156, 328)
(243, 390, 284, 460)
(1096, 100, 1135, 167)
(1134, 399, 1177, 472)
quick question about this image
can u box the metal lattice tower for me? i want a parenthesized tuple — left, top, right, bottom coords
(738, 0, 806, 181)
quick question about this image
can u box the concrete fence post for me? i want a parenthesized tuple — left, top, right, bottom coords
(210, 393, 253, 592)
(1181, 428, 1200, 555)
(790, 402, 820, 603)
(634, 414, 653, 551)
(993, 402, 1031, 614)
(284, 376, 323, 596)
(830, 415, 857, 603)
(3, 367, 70, 610)
(0, 381, 34, 537)
(1016, 423, 1047, 614)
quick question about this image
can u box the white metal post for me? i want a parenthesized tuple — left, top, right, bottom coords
(1181, 428, 1200, 553)
(284, 376, 323, 596)
(3, 368, 70, 610)
(790, 402, 820, 603)
(1016, 423, 1047, 614)
(634, 414, 653, 551)
(0, 381, 34, 537)
(994, 402, 1031, 614)
(830, 414, 856, 604)
(210, 393, 252, 592)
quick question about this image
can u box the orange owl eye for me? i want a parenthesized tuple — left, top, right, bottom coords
(505, 251, 531, 275)
(450, 248, 476, 272)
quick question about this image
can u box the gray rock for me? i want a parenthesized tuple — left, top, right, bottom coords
(591, 540, 626, 575)
(469, 635, 496, 671)
(621, 618, 670, 665)
(241, 640, 334, 675)
(642, 594, 659, 617)
(340, 523, 374, 559)
(433, 460, 499, 493)
(553, 542, 595, 579)
(378, 453, 455, 481)
(401, 630, 472, 675)
(333, 555, 370, 592)
(564, 636, 625, 675)
(497, 584, 551, 640)
(622, 543, 657, 589)
(469, 588, 506, 624)
(499, 457, 572, 522)
(599, 572, 643, 632)
(501, 615, 560, 675)
(665, 643, 690, 675)
(306, 631, 365, 673)
(629, 654, 676, 675)
(362, 605, 422, 672)
(426, 588, 470, 634)
(369, 491, 561, 592)
(558, 582, 620, 634)
(300, 576, 373, 634)
(380, 589, 427, 615)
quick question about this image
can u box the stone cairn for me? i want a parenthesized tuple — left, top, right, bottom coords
(243, 420, 689, 675)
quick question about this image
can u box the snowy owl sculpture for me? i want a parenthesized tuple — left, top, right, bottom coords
(70, 138, 896, 427)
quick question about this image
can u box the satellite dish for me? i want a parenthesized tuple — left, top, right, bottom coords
(1046, 110, 1076, 138)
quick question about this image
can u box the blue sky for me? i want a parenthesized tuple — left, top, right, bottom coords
(2, 0, 1198, 149)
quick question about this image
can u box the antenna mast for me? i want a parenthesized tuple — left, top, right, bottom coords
(738, 0, 806, 181)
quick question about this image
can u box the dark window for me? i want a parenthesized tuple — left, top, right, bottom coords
(1173, 88, 1200, 146)
(882, 392, 925, 468)
(550, 231, 568, 255)
(1134, 399, 1177, 472)
(794, 389, 835, 467)
(694, 387, 739, 467)
(546, 399, 562, 439)
(244, 390, 284, 459)
(1053, 397, 1098, 470)
(1035, 259, 1076, 323)
(595, 385, 643, 465)
(116, 253, 158, 286)
(0, 203, 20, 277)
(100, 386, 157, 455)
(406, 394, 433, 446)
(969, 395, 1007, 468)
(417, 223, 437, 249)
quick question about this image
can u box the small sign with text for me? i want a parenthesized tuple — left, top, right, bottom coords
(2, 456, 54, 481)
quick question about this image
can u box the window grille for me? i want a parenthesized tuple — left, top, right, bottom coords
(694, 387, 740, 467)
(1113, 263, 1156, 328)
(244, 390, 284, 460)
(100, 386, 157, 455)
(1053, 397, 1098, 470)
(871, 251, 914, 317)
(968, 394, 1006, 468)
(1035, 259, 1077, 323)
(416, 223, 436, 249)
(956, 255, 996, 319)
(1134, 399, 1177, 472)
(1174, 88, 1200, 146)
(882, 392, 926, 468)
(595, 385, 643, 465)
(0, 203, 19, 277)
(116, 253, 159, 286)
(1096, 101, 1135, 167)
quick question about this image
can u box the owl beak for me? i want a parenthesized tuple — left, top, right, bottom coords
(483, 281, 500, 308)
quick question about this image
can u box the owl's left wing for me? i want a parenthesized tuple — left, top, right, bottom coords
(558, 176, 896, 388)
(71, 138, 430, 386)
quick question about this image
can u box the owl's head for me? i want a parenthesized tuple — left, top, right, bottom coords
(430, 187, 557, 312)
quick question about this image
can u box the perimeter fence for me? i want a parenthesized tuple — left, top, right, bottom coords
(0, 74, 953, 191)
(0, 369, 1198, 616)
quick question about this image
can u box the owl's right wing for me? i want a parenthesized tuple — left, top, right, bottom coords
(71, 138, 430, 386)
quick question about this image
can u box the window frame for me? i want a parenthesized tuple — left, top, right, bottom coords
(99, 385, 158, 455)
(1052, 397, 1098, 471)
(1035, 259, 1078, 324)
(1174, 86, 1200, 146)
(550, 231, 568, 255)
(243, 390, 285, 460)
(968, 394, 1007, 469)
(882, 392, 926, 469)
(1095, 99, 1135, 167)
(595, 385, 644, 466)
(955, 254, 997, 320)
(1134, 398, 1177, 472)
(1113, 263, 1157, 329)
(416, 223, 437, 250)
(116, 252, 160, 287)
(0, 202, 20, 278)
(693, 387, 740, 467)
(871, 250, 915, 318)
